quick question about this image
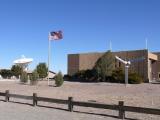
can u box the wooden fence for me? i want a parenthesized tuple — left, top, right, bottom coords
(0, 90, 160, 119)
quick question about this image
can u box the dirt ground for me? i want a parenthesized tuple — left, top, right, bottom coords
(0, 80, 160, 120)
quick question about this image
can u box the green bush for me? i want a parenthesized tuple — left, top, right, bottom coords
(30, 70, 39, 85)
(82, 69, 97, 82)
(63, 74, 71, 81)
(72, 69, 98, 82)
(129, 73, 143, 84)
(55, 71, 64, 87)
(71, 68, 143, 84)
(0, 69, 12, 79)
(73, 70, 86, 79)
(111, 69, 143, 84)
(111, 68, 124, 83)
(20, 72, 28, 83)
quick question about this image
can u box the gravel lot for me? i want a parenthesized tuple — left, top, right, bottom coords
(0, 80, 160, 120)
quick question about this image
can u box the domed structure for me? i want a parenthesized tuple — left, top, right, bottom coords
(13, 55, 33, 71)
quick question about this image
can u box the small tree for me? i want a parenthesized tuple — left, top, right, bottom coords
(11, 65, 23, 78)
(94, 50, 115, 81)
(20, 71, 28, 83)
(30, 70, 39, 85)
(55, 71, 64, 87)
(0, 69, 12, 79)
(36, 63, 48, 79)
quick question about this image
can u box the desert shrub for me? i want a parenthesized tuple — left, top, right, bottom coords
(83, 69, 97, 82)
(63, 74, 71, 81)
(111, 68, 124, 83)
(129, 73, 143, 84)
(30, 70, 39, 85)
(72, 69, 98, 82)
(106, 76, 113, 82)
(111, 69, 143, 84)
(20, 72, 28, 83)
(0, 69, 12, 79)
(73, 70, 86, 79)
(55, 71, 64, 87)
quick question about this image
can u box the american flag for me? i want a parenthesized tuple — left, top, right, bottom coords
(49, 31, 63, 40)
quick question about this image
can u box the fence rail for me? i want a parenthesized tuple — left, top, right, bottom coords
(124, 106, 160, 115)
(73, 101, 119, 110)
(0, 90, 160, 119)
(9, 94, 33, 100)
(37, 96, 68, 104)
(0, 92, 5, 96)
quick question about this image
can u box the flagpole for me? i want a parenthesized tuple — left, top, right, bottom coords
(48, 32, 51, 86)
(47, 30, 62, 86)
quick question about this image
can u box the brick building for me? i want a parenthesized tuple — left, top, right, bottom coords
(68, 49, 160, 82)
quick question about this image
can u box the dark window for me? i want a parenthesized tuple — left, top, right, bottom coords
(115, 59, 117, 68)
(119, 62, 121, 67)
(159, 73, 160, 78)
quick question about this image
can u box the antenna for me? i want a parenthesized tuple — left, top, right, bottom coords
(109, 41, 112, 51)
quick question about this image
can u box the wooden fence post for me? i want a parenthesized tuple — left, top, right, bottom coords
(68, 97, 73, 112)
(119, 101, 125, 119)
(33, 93, 37, 106)
(5, 90, 9, 102)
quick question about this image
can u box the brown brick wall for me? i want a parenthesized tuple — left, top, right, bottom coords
(67, 54, 80, 75)
(79, 53, 103, 71)
(68, 53, 103, 75)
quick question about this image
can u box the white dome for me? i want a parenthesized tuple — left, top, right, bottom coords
(13, 55, 33, 64)
(13, 55, 33, 72)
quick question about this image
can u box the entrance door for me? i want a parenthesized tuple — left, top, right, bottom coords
(158, 72, 160, 81)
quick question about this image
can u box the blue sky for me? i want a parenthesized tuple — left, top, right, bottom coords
(0, 0, 160, 74)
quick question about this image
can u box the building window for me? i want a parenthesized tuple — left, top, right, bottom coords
(119, 62, 121, 67)
(115, 59, 117, 68)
